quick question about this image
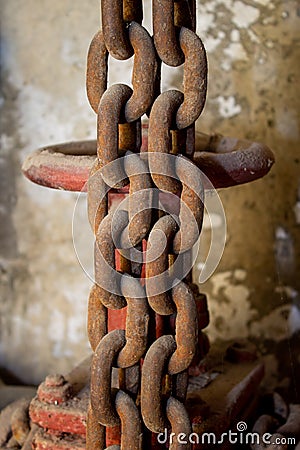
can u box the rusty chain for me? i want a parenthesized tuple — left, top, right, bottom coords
(153, 0, 196, 66)
(86, 1, 208, 448)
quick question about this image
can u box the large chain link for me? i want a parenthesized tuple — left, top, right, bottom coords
(86, 1, 208, 448)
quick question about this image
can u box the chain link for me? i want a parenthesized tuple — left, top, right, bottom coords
(86, 403, 106, 450)
(91, 329, 126, 427)
(168, 281, 198, 375)
(87, 30, 108, 114)
(176, 27, 207, 129)
(148, 90, 184, 193)
(86, 1, 209, 447)
(120, 152, 152, 247)
(87, 23, 158, 122)
(146, 215, 178, 315)
(96, 84, 133, 188)
(87, 284, 107, 352)
(101, 1, 133, 59)
(153, 0, 195, 66)
(94, 210, 127, 309)
(87, 159, 107, 234)
(140, 334, 176, 432)
(114, 390, 143, 449)
(125, 22, 158, 122)
(117, 275, 149, 368)
(166, 397, 192, 450)
(173, 155, 204, 253)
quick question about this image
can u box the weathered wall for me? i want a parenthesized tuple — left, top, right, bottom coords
(195, 0, 300, 396)
(0, 0, 299, 393)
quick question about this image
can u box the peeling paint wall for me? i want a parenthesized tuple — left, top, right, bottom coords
(0, 1, 99, 384)
(0, 0, 299, 393)
(194, 0, 300, 395)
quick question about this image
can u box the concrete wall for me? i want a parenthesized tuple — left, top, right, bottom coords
(0, 0, 299, 394)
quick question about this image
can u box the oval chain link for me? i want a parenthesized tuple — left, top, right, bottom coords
(86, 30, 108, 114)
(87, 23, 158, 122)
(148, 90, 184, 193)
(168, 281, 198, 375)
(145, 215, 178, 315)
(153, 0, 195, 66)
(166, 397, 192, 450)
(125, 22, 158, 122)
(87, 403, 106, 450)
(97, 84, 133, 188)
(141, 335, 176, 432)
(101, 0, 134, 59)
(120, 152, 153, 248)
(95, 210, 127, 309)
(176, 27, 207, 130)
(91, 329, 126, 427)
(117, 275, 149, 368)
(173, 155, 204, 254)
(141, 335, 191, 433)
(115, 390, 143, 449)
(87, 158, 108, 235)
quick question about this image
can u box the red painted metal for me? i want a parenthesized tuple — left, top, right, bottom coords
(29, 354, 265, 449)
(33, 429, 86, 450)
(37, 375, 73, 405)
(22, 126, 275, 192)
(30, 397, 87, 437)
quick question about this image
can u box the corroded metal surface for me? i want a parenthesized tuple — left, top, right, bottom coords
(148, 90, 184, 193)
(115, 391, 143, 449)
(153, 0, 196, 66)
(176, 27, 207, 130)
(90, 330, 126, 427)
(145, 215, 177, 315)
(168, 282, 198, 375)
(117, 276, 149, 368)
(141, 335, 177, 432)
(22, 131, 275, 191)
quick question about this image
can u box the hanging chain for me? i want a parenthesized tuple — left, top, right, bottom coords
(86, 1, 208, 448)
